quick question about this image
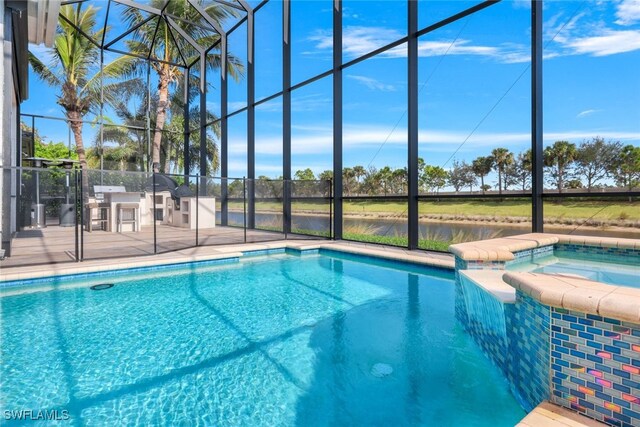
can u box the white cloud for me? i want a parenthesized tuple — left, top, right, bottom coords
(511, 0, 531, 10)
(544, 130, 640, 141)
(346, 75, 396, 91)
(206, 101, 220, 111)
(311, 16, 640, 66)
(615, 0, 640, 25)
(544, 7, 640, 58)
(417, 39, 497, 57)
(564, 29, 640, 56)
(290, 93, 332, 111)
(228, 101, 247, 112)
(545, 11, 588, 45)
(311, 26, 531, 64)
(576, 109, 602, 118)
(310, 26, 400, 59)
(256, 99, 283, 113)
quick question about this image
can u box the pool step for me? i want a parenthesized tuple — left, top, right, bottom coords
(459, 270, 516, 303)
(517, 401, 605, 427)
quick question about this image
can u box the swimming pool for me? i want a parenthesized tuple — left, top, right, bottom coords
(509, 254, 640, 288)
(1, 252, 525, 425)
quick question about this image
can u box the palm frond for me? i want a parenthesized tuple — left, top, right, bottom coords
(81, 53, 142, 95)
(28, 51, 62, 87)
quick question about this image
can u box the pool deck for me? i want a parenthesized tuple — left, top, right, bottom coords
(517, 401, 605, 427)
(0, 239, 455, 283)
(0, 223, 316, 268)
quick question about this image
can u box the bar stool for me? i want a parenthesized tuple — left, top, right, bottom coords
(116, 203, 139, 232)
(85, 202, 111, 232)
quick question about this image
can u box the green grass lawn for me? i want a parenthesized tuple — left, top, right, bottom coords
(229, 199, 639, 221)
(342, 233, 450, 252)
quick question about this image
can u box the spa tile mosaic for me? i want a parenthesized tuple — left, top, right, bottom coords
(554, 244, 640, 267)
(455, 256, 507, 271)
(550, 308, 640, 427)
(456, 280, 550, 412)
(456, 236, 640, 426)
(506, 245, 555, 268)
(456, 277, 509, 374)
(506, 293, 551, 411)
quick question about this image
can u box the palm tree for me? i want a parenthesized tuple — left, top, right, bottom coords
(157, 82, 220, 175)
(608, 145, 640, 195)
(29, 4, 136, 194)
(352, 165, 366, 195)
(392, 167, 407, 194)
(318, 170, 333, 182)
(123, 0, 243, 173)
(376, 166, 393, 196)
(544, 140, 577, 193)
(490, 148, 514, 195)
(98, 79, 150, 171)
(472, 156, 493, 194)
(342, 167, 357, 196)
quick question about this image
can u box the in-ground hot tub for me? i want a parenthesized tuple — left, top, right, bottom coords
(505, 238, 640, 289)
(450, 234, 640, 427)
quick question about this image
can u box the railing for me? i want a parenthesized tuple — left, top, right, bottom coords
(0, 167, 332, 267)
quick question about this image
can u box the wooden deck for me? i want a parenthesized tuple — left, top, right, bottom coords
(1, 223, 318, 268)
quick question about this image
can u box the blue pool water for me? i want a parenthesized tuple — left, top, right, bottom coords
(1, 253, 525, 425)
(511, 254, 640, 288)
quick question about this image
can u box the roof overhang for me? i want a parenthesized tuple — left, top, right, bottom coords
(27, 0, 60, 47)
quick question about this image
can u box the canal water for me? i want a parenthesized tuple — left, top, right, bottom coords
(218, 211, 639, 240)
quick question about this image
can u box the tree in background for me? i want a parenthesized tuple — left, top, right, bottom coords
(490, 148, 514, 195)
(575, 137, 622, 192)
(29, 4, 136, 193)
(391, 167, 408, 194)
(254, 175, 283, 198)
(505, 149, 532, 192)
(25, 121, 78, 161)
(448, 160, 475, 193)
(124, 0, 243, 173)
(88, 77, 148, 171)
(172, 114, 220, 176)
(608, 145, 640, 192)
(565, 179, 583, 189)
(227, 178, 244, 197)
(342, 167, 358, 196)
(318, 170, 333, 182)
(472, 156, 493, 194)
(352, 165, 366, 190)
(376, 166, 393, 196)
(360, 166, 380, 195)
(544, 140, 577, 193)
(294, 168, 315, 181)
(422, 165, 448, 194)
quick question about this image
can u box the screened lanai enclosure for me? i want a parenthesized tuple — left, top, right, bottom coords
(2, 0, 639, 266)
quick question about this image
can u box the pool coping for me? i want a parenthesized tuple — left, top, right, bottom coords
(516, 401, 605, 427)
(449, 233, 640, 261)
(450, 232, 640, 324)
(0, 240, 455, 285)
(503, 271, 640, 323)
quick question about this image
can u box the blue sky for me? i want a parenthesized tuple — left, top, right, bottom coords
(25, 0, 640, 185)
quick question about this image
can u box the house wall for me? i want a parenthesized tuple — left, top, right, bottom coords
(1, 1, 20, 255)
